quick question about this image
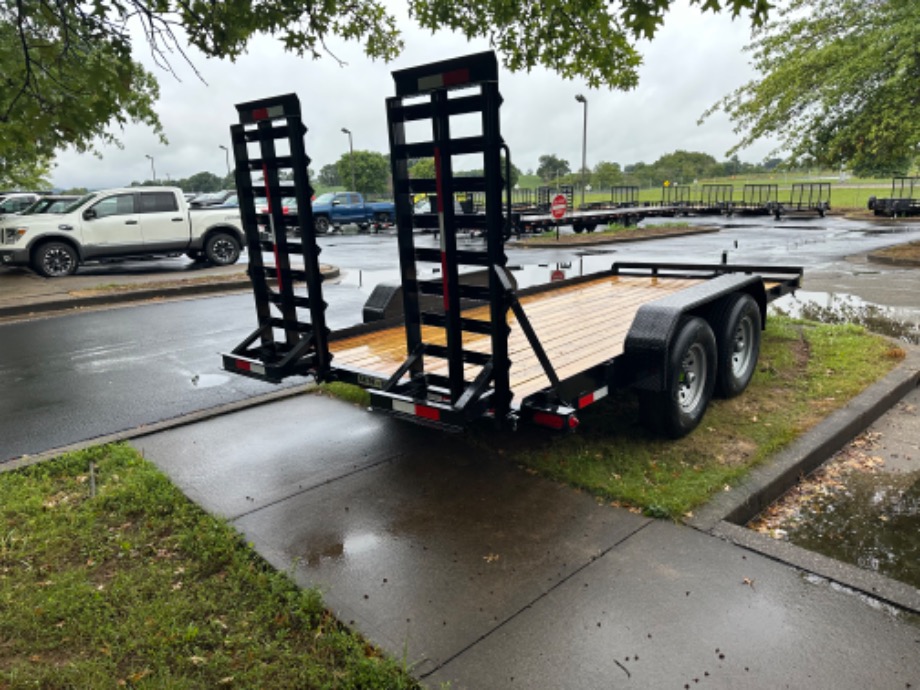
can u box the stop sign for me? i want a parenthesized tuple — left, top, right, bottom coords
(550, 194, 567, 219)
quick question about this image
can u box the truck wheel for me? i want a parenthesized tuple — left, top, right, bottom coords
(374, 212, 391, 224)
(34, 241, 79, 277)
(573, 225, 585, 234)
(639, 316, 717, 439)
(205, 232, 241, 266)
(315, 216, 331, 234)
(711, 293, 761, 398)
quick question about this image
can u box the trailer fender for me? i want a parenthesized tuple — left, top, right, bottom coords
(624, 274, 763, 393)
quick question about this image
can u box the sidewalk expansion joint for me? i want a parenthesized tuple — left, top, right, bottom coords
(227, 453, 404, 522)
(418, 518, 655, 680)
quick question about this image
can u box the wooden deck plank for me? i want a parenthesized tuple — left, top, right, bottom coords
(331, 274, 704, 401)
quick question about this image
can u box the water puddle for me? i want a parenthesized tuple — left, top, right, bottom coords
(772, 291, 920, 344)
(750, 430, 920, 589)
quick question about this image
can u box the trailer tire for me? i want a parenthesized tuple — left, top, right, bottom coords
(315, 216, 331, 234)
(573, 225, 585, 234)
(639, 316, 716, 439)
(205, 232, 241, 266)
(711, 292, 761, 398)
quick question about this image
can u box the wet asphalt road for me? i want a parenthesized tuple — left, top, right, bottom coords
(1, 214, 919, 462)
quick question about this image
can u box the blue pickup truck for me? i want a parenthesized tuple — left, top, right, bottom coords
(312, 192, 395, 233)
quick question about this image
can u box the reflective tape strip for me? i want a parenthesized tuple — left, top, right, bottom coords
(250, 105, 286, 121)
(578, 386, 609, 409)
(236, 359, 266, 376)
(417, 68, 471, 92)
(392, 399, 441, 421)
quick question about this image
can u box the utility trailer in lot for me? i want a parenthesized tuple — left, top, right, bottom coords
(222, 51, 802, 437)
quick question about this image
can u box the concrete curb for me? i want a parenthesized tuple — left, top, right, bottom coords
(509, 226, 720, 249)
(867, 252, 920, 268)
(0, 265, 340, 320)
(688, 346, 920, 613)
(1, 382, 317, 475)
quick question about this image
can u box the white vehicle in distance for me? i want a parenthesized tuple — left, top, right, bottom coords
(0, 186, 244, 277)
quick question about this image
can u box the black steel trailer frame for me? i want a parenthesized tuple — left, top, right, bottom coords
(868, 177, 920, 217)
(222, 51, 802, 436)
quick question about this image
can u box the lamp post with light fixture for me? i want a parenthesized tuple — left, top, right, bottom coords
(341, 127, 356, 192)
(219, 145, 230, 177)
(145, 154, 156, 183)
(575, 94, 587, 208)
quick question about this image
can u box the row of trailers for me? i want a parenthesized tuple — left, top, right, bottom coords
(221, 51, 802, 437)
(451, 181, 831, 236)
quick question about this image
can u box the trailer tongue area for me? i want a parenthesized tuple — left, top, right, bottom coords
(221, 51, 802, 437)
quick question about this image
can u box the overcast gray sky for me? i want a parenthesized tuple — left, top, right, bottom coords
(51, 0, 777, 190)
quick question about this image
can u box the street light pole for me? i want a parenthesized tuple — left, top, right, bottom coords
(219, 145, 230, 177)
(341, 127, 355, 192)
(145, 154, 156, 184)
(575, 94, 587, 208)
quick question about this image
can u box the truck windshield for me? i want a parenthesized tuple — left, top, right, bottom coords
(314, 193, 335, 204)
(61, 194, 98, 213)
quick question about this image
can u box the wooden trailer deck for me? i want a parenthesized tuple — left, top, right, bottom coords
(331, 274, 706, 402)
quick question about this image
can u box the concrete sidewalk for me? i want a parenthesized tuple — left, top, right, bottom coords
(130, 378, 920, 689)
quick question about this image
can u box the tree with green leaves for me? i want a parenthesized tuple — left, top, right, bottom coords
(0, 9, 161, 187)
(409, 159, 436, 179)
(2, 0, 773, 186)
(652, 150, 719, 183)
(1, 156, 53, 191)
(592, 161, 623, 189)
(536, 155, 571, 183)
(318, 164, 341, 188)
(336, 151, 390, 195)
(704, 0, 920, 175)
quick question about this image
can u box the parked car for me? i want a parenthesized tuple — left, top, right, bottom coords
(0, 193, 43, 219)
(311, 192, 394, 233)
(189, 190, 236, 207)
(0, 186, 244, 277)
(20, 195, 81, 215)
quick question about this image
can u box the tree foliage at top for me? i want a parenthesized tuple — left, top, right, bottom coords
(0, 5, 162, 186)
(0, 0, 775, 188)
(704, 0, 920, 175)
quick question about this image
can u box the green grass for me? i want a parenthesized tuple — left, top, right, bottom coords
(483, 317, 903, 519)
(0, 445, 417, 689)
(317, 381, 372, 407)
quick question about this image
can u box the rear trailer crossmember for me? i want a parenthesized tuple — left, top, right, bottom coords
(221, 51, 803, 437)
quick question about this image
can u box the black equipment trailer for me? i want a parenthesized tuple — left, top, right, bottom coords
(222, 51, 802, 437)
(868, 177, 920, 217)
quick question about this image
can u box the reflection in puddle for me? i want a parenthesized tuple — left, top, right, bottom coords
(191, 373, 229, 389)
(303, 532, 382, 568)
(773, 291, 920, 344)
(750, 432, 920, 589)
(782, 471, 920, 588)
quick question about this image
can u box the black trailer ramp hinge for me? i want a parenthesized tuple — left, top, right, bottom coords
(221, 93, 331, 383)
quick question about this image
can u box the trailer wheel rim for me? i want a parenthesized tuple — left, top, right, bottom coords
(730, 314, 756, 378)
(678, 342, 707, 412)
(43, 247, 74, 276)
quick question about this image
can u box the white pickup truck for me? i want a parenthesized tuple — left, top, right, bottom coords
(0, 186, 245, 277)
